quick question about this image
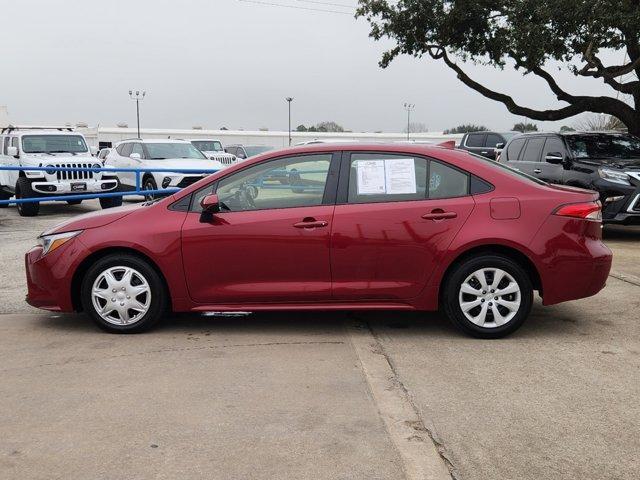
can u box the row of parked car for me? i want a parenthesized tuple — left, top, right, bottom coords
(2, 125, 640, 225)
(0, 125, 274, 216)
(457, 129, 640, 225)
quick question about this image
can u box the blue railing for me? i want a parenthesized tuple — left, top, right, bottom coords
(0, 166, 219, 205)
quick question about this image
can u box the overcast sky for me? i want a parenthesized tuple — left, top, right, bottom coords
(0, 0, 628, 133)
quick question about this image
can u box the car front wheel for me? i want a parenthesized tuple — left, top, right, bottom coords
(81, 254, 167, 333)
(443, 254, 533, 339)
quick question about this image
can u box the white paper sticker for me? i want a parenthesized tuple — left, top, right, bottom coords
(384, 158, 416, 194)
(356, 160, 386, 195)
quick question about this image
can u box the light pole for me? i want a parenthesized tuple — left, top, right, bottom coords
(129, 90, 146, 139)
(403, 103, 415, 140)
(285, 97, 293, 146)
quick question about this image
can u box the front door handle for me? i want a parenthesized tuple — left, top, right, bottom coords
(422, 210, 457, 221)
(533, 168, 542, 174)
(293, 217, 328, 229)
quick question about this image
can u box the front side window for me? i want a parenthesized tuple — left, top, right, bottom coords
(192, 140, 223, 152)
(486, 133, 503, 148)
(22, 135, 88, 154)
(542, 137, 566, 159)
(144, 143, 206, 160)
(193, 154, 332, 212)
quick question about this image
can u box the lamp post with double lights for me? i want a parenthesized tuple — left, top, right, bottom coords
(286, 97, 293, 146)
(129, 90, 146, 139)
(403, 102, 415, 141)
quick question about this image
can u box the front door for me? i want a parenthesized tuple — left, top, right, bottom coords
(181, 152, 339, 304)
(330, 152, 475, 300)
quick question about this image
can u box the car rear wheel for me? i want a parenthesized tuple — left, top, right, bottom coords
(81, 254, 167, 333)
(143, 176, 158, 201)
(15, 177, 40, 217)
(443, 254, 533, 338)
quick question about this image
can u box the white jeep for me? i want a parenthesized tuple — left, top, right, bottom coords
(187, 139, 238, 167)
(0, 126, 120, 216)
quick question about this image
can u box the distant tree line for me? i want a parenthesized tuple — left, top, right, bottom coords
(296, 121, 345, 132)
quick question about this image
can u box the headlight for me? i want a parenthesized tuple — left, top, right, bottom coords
(598, 168, 630, 185)
(37, 230, 83, 256)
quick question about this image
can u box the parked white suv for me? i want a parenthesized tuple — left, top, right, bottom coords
(187, 139, 237, 167)
(0, 126, 119, 216)
(104, 139, 220, 201)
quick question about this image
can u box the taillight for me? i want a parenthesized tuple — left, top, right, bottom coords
(554, 201, 602, 221)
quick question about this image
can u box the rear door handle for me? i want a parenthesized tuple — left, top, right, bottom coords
(533, 168, 542, 174)
(293, 218, 328, 229)
(422, 210, 457, 221)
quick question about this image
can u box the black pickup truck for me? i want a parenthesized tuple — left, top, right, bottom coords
(500, 131, 640, 225)
(458, 131, 518, 159)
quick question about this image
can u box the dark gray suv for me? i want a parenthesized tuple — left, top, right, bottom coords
(501, 132, 640, 225)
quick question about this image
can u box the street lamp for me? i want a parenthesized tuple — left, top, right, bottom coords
(285, 97, 293, 146)
(403, 103, 415, 141)
(129, 90, 146, 139)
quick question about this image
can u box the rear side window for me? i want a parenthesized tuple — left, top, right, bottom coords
(466, 134, 485, 147)
(486, 133, 503, 148)
(346, 153, 469, 204)
(521, 138, 545, 162)
(429, 161, 469, 199)
(505, 138, 526, 161)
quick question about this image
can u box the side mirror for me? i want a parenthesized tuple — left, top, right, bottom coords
(7, 146, 18, 157)
(90, 146, 99, 155)
(545, 152, 564, 165)
(200, 193, 220, 213)
(495, 142, 505, 149)
(130, 152, 142, 160)
(236, 152, 246, 159)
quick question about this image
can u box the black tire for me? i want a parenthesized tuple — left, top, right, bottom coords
(66, 200, 83, 205)
(143, 176, 158, 201)
(0, 191, 9, 208)
(99, 195, 123, 209)
(80, 254, 167, 333)
(442, 254, 533, 339)
(15, 177, 40, 217)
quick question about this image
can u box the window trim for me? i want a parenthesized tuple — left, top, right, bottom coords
(337, 151, 473, 205)
(186, 151, 341, 213)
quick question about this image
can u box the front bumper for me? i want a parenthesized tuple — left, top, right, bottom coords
(24, 240, 82, 312)
(30, 179, 118, 195)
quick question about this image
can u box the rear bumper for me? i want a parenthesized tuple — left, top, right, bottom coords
(531, 217, 613, 306)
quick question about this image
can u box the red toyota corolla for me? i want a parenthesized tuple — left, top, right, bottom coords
(25, 144, 612, 338)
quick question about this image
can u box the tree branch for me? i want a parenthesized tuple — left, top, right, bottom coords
(426, 45, 637, 124)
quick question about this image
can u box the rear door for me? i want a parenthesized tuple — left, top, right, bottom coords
(511, 137, 545, 177)
(330, 152, 475, 301)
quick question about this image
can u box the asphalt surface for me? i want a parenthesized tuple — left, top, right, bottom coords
(1, 200, 639, 480)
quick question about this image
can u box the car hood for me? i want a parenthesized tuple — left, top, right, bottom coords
(26, 153, 95, 164)
(42, 204, 142, 236)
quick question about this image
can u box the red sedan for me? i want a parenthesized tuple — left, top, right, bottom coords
(25, 144, 612, 338)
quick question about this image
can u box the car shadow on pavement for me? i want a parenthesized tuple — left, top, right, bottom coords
(34, 301, 587, 340)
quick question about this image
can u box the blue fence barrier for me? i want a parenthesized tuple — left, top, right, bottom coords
(0, 166, 219, 205)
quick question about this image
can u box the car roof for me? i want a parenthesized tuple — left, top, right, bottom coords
(116, 138, 191, 145)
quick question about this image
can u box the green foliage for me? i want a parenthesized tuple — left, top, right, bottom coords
(513, 122, 538, 133)
(443, 124, 489, 134)
(560, 125, 576, 132)
(295, 124, 308, 132)
(303, 121, 346, 133)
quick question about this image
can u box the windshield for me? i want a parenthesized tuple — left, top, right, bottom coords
(22, 135, 88, 154)
(144, 143, 206, 160)
(468, 152, 548, 186)
(566, 134, 640, 160)
(192, 140, 223, 152)
(244, 146, 274, 157)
